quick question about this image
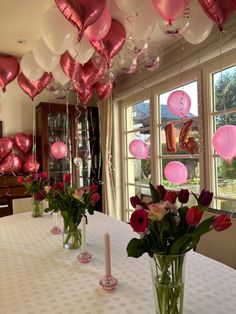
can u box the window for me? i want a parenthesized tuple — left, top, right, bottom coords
(118, 52, 236, 220)
(158, 81, 200, 191)
(123, 100, 151, 221)
(212, 65, 236, 211)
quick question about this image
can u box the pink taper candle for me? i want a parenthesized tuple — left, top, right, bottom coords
(104, 232, 111, 278)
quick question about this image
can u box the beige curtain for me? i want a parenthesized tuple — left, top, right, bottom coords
(98, 95, 117, 218)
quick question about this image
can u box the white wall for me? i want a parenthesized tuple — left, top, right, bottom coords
(0, 78, 76, 214)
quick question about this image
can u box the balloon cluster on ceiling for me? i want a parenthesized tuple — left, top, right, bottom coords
(0, 0, 236, 106)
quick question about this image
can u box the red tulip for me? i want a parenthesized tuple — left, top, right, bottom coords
(186, 206, 203, 226)
(164, 191, 177, 204)
(212, 214, 232, 231)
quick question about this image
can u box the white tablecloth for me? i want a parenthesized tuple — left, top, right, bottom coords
(0, 212, 235, 314)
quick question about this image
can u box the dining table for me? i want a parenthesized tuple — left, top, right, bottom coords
(0, 211, 236, 314)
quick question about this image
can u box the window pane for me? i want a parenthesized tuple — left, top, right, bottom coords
(215, 112, 236, 129)
(160, 118, 199, 155)
(127, 130, 150, 158)
(215, 156, 236, 198)
(216, 199, 236, 212)
(161, 158, 200, 193)
(213, 65, 236, 112)
(159, 81, 198, 123)
(127, 184, 150, 210)
(127, 159, 151, 185)
(126, 100, 150, 131)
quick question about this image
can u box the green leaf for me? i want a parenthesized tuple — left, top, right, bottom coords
(195, 216, 215, 236)
(169, 233, 197, 255)
(127, 238, 146, 258)
(149, 182, 161, 203)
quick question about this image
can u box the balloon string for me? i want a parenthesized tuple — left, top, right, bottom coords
(196, 46, 204, 153)
(32, 100, 36, 164)
(219, 31, 228, 125)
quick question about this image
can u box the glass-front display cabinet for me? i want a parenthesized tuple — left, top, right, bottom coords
(75, 106, 101, 187)
(36, 102, 76, 183)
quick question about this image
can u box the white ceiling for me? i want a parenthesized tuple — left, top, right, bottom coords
(0, 0, 172, 59)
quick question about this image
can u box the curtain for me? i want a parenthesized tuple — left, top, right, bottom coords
(98, 96, 117, 218)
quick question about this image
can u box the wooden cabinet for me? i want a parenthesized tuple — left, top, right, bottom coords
(36, 102, 77, 183)
(0, 176, 30, 217)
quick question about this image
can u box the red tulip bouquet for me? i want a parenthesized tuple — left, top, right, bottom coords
(18, 172, 48, 217)
(44, 173, 100, 249)
(127, 182, 232, 314)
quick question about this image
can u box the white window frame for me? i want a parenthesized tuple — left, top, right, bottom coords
(116, 49, 236, 221)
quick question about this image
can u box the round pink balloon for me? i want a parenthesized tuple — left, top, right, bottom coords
(129, 139, 148, 159)
(152, 0, 186, 25)
(164, 161, 188, 184)
(167, 90, 191, 118)
(85, 6, 112, 41)
(51, 141, 68, 159)
(212, 125, 236, 162)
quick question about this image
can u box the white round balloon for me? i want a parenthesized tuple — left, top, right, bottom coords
(40, 7, 75, 55)
(68, 33, 94, 64)
(115, 0, 144, 14)
(183, 0, 213, 44)
(20, 53, 44, 81)
(125, 2, 157, 41)
(52, 63, 70, 86)
(33, 38, 60, 72)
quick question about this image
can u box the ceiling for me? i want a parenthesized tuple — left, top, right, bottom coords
(0, 0, 172, 59)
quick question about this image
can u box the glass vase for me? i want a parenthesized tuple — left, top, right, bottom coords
(32, 199, 43, 218)
(50, 212, 62, 235)
(150, 253, 186, 314)
(63, 226, 82, 250)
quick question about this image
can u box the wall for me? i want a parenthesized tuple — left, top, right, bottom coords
(0, 78, 76, 214)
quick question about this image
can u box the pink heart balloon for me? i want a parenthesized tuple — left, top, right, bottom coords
(0, 152, 22, 175)
(23, 154, 40, 174)
(14, 133, 33, 154)
(91, 19, 126, 65)
(199, 0, 236, 31)
(73, 81, 94, 106)
(55, 0, 106, 40)
(0, 137, 13, 160)
(0, 54, 20, 92)
(18, 72, 52, 100)
(60, 51, 81, 81)
(95, 81, 113, 102)
(79, 59, 105, 86)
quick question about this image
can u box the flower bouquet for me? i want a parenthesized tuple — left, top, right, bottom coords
(18, 172, 48, 217)
(127, 183, 232, 314)
(44, 173, 100, 249)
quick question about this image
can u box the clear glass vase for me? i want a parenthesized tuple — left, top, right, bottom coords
(32, 199, 43, 218)
(63, 226, 82, 250)
(150, 253, 186, 314)
(50, 212, 62, 235)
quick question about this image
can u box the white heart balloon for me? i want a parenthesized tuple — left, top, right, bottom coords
(40, 7, 75, 55)
(52, 63, 70, 86)
(68, 33, 94, 65)
(20, 53, 44, 81)
(33, 38, 60, 72)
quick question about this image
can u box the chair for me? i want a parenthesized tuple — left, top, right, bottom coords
(196, 211, 236, 269)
